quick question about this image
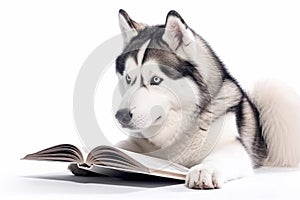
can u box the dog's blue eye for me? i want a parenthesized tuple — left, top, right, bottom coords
(150, 76, 163, 85)
(126, 74, 131, 84)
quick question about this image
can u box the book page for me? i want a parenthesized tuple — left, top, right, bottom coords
(89, 146, 188, 175)
(118, 148, 189, 175)
(22, 144, 84, 164)
(87, 146, 146, 169)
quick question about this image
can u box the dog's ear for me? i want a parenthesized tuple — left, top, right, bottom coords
(162, 10, 194, 51)
(119, 9, 145, 47)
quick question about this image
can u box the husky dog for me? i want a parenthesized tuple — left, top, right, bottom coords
(71, 10, 300, 189)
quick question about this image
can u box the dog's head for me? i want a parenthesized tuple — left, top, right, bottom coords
(114, 10, 218, 145)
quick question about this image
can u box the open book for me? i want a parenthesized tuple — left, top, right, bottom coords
(22, 144, 188, 180)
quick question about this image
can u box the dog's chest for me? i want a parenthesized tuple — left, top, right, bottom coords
(146, 129, 208, 168)
(147, 114, 230, 168)
(171, 132, 208, 168)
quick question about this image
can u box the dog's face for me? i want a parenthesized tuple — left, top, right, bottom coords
(114, 10, 210, 142)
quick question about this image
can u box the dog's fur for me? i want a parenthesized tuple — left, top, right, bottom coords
(71, 10, 300, 189)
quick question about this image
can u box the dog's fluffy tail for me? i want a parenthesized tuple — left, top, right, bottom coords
(251, 80, 300, 167)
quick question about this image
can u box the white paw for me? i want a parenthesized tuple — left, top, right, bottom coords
(185, 164, 224, 189)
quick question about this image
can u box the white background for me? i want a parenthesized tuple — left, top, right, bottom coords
(1, 0, 300, 199)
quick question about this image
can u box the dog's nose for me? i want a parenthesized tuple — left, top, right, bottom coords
(115, 108, 132, 125)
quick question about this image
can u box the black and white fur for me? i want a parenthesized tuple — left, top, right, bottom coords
(71, 10, 300, 189)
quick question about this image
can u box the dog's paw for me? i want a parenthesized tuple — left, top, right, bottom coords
(185, 164, 224, 189)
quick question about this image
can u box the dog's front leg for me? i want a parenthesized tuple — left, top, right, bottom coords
(185, 139, 253, 189)
(115, 137, 159, 153)
(115, 138, 144, 153)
